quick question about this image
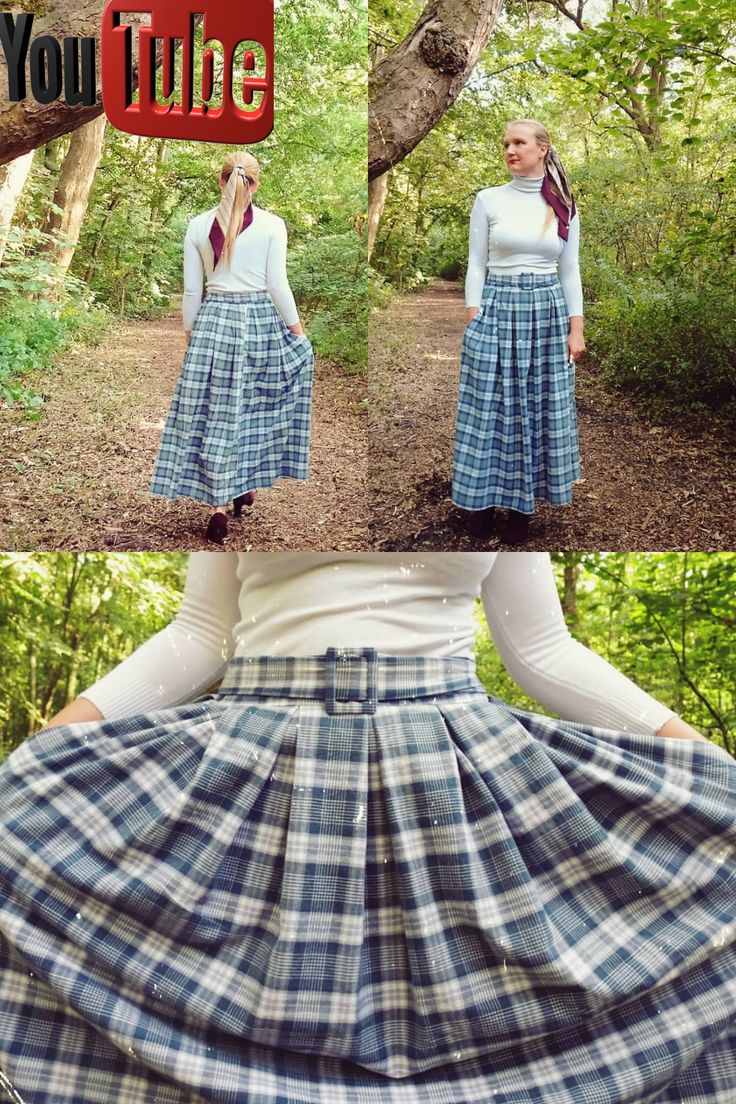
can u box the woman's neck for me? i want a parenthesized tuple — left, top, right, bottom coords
(509, 174, 544, 193)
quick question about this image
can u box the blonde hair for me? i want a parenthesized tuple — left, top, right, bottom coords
(504, 119, 574, 234)
(215, 151, 261, 269)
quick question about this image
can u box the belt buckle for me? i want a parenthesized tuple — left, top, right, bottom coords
(324, 647, 378, 715)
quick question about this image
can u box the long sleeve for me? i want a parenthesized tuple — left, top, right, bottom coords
(557, 213, 583, 318)
(182, 220, 205, 331)
(480, 552, 677, 735)
(80, 553, 242, 720)
(464, 193, 489, 309)
(265, 219, 299, 326)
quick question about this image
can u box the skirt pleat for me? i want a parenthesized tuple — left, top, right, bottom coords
(452, 274, 580, 514)
(1, 652, 735, 1103)
(150, 292, 314, 505)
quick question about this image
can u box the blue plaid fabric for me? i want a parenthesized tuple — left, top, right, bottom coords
(452, 273, 581, 514)
(1, 649, 735, 1103)
(150, 291, 314, 505)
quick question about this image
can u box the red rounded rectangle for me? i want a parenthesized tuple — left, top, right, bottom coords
(101, 0, 273, 143)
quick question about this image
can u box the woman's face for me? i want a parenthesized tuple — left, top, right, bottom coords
(503, 126, 548, 176)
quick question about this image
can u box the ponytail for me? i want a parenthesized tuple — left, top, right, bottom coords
(211, 151, 260, 270)
(219, 167, 252, 270)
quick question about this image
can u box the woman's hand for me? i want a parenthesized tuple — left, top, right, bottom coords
(466, 307, 480, 325)
(655, 716, 710, 743)
(38, 696, 104, 734)
(288, 323, 305, 336)
(567, 316, 585, 362)
(184, 330, 191, 346)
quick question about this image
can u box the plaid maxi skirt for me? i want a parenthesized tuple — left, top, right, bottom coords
(150, 291, 314, 505)
(452, 273, 581, 514)
(1, 649, 735, 1104)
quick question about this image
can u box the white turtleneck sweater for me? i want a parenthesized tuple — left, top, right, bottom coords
(182, 204, 300, 331)
(465, 175, 583, 318)
(80, 553, 676, 737)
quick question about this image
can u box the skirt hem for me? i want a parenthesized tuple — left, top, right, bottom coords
(149, 471, 310, 505)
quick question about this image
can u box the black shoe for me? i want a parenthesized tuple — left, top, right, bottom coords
(505, 510, 531, 545)
(233, 491, 256, 518)
(466, 507, 496, 539)
(206, 512, 228, 544)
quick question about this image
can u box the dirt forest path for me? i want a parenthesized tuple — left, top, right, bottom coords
(369, 280, 736, 552)
(0, 314, 368, 551)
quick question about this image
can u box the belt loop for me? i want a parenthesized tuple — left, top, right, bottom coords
(324, 647, 378, 715)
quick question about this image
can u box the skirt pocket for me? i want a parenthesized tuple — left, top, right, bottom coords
(250, 327, 314, 398)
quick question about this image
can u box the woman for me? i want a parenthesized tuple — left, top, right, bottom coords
(150, 151, 314, 545)
(452, 120, 584, 545)
(1, 551, 734, 1103)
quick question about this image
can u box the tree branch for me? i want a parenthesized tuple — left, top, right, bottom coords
(530, 0, 586, 31)
(369, 0, 504, 180)
(589, 562, 730, 739)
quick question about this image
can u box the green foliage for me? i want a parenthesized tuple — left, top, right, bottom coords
(0, 228, 112, 416)
(0, 299, 63, 415)
(571, 147, 736, 424)
(544, 0, 736, 148)
(289, 231, 367, 371)
(367, 266, 395, 311)
(371, 110, 485, 291)
(0, 553, 187, 756)
(590, 282, 736, 422)
(474, 552, 736, 756)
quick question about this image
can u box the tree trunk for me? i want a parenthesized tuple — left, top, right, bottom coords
(0, 147, 34, 263)
(0, 4, 169, 165)
(561, 554, 579, 622)
(80, 190, 119, 281)
(42, 112, 106, 286)
(368, 0, 504, 180)
(141, 137, 167, 276)
(28, 641, 37, 738)
(367, 171, 389, 263)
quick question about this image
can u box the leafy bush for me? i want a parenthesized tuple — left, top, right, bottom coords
(368, 266, 395, 311)
(288, 231, 367, 372)
(80, 202, 182, 320)
(0, 301, 60, 415)
(417, 218, 467, 285)
(0, 231, 112, 416)
(589, 282, 736, 425)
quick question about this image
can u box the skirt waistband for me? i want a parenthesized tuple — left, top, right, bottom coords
(217, 649, 484, 715)
(484, 272, 560, 288)
(204, 289, 271, 301)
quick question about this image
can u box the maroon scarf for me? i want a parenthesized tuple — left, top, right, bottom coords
(209, 203, 254, 267)
(541, 176, 576, 241)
